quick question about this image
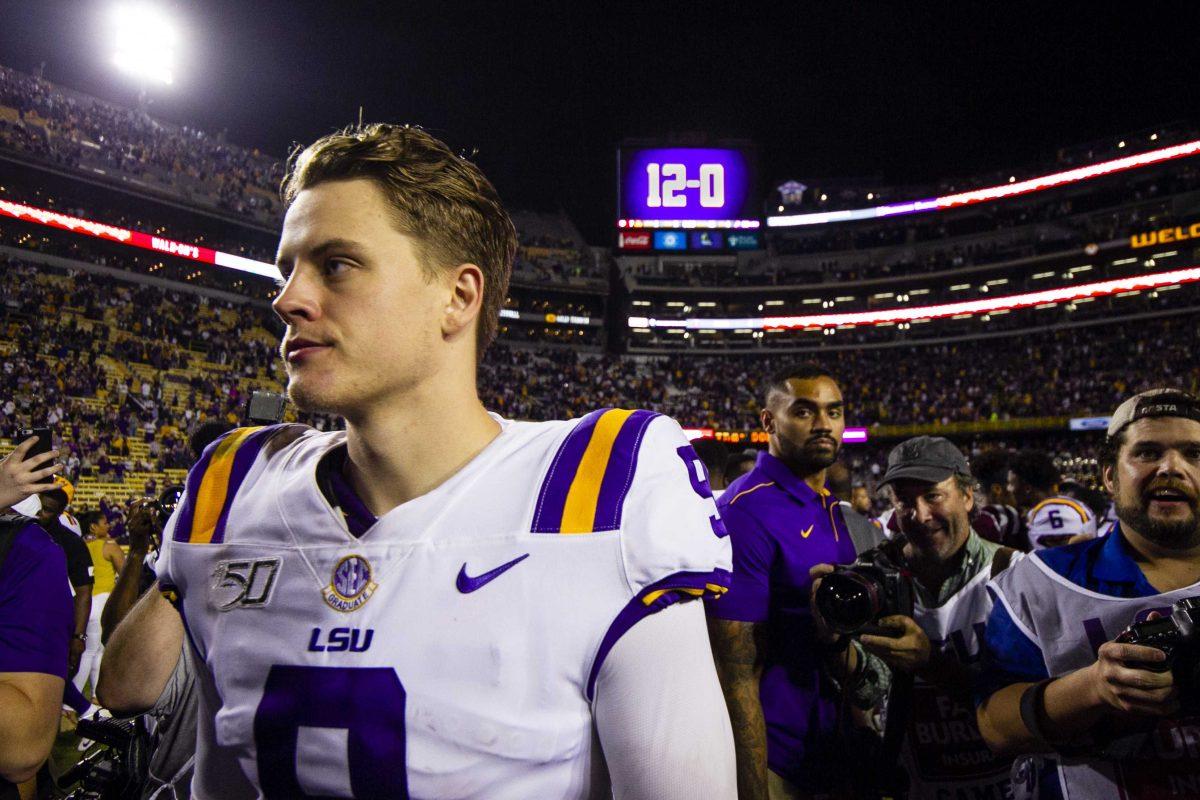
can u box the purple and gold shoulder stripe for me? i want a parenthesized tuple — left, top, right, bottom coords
(172, 425, 280, 545)
(532, 408, 660, 534)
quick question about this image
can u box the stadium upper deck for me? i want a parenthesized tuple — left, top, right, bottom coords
(2, 59, 1197, 371)
(0, 63, 608, 290)
(620, 130, 1200, 352)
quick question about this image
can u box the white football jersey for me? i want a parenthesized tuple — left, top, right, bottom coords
(156, 410, 731, 800)
(1025, 496, 1096, 549)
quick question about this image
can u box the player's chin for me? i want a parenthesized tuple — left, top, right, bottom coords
(287, 379, 339, 416)
(803, 445, 839, 467)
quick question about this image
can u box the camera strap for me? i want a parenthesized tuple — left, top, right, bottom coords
(872, 559, 917, 798)
(875, 664, 915, 798)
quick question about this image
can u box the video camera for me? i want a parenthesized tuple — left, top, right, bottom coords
(814, 537, 914, 637)
(60, 715, 149, 800)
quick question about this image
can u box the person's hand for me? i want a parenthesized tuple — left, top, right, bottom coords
(860, 615, 932, 672)
(1086, 640, 1179, 717)
(0, 435, 60, 509)
(68, 637, 85, 678)
(126, 500, 157, 554)
(808, 564, 841, 645)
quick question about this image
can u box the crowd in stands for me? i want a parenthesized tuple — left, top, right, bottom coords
(488, 315, 1200, 430)
(5, 63, 1197, 295)
(0, 65, 281, 222)
(0, 166, 609, 285)
(1, 247, 1192, 534)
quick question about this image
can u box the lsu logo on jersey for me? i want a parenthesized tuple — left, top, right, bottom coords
(322, 554, 378, 612)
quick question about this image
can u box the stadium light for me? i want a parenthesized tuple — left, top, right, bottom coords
(110, 4, 178, 86)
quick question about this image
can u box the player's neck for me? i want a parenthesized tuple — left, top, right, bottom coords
(768, 444, 828, 494)
(342, 386, 501, 515)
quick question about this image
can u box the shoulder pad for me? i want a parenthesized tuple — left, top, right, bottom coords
(171, 424, 302, 545)
(531, 408, 661, 534)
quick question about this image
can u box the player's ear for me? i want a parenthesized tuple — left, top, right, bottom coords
(1101, 463, 1116, 495)
(442, 263, 484, 342)
(760, 407, 775, 435)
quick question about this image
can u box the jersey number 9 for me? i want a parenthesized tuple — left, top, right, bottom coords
(254, 665, 409, 798)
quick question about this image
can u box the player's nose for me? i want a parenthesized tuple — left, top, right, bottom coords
(272, 267, 321, 325)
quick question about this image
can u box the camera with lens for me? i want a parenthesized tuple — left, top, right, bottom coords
(1115, 596, 1200, 710)
(152, 483, 184, 531)
(60, 715, 148, 799)
(814, 537, 914, 637)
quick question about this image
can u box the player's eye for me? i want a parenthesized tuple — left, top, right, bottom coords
(325, 258, 353, 276)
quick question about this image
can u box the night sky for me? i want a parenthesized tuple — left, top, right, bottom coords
(1, 0, 1197, 243)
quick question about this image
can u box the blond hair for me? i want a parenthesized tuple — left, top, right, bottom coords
(282, 124, 517, 353)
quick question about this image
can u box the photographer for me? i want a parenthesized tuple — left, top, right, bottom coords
(94, 426, 233, 800)
(976, 389, 1200, 797)
(811, 436, 1019, 798)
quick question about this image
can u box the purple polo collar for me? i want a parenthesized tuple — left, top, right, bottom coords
(755, 451, 831, 507)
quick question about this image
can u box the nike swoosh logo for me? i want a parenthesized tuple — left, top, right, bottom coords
(456, 553, 530, 594)
(800, 525, 814, 539)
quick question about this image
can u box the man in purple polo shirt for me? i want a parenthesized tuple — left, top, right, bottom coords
(707, 364, 859, 799)
(0, 436, 74, 794)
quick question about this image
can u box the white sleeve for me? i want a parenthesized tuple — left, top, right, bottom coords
(592, 600, 737, 800)
(619, 415, 732, 598)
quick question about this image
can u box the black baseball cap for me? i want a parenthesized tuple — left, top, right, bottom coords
(881, 436, 971, 486)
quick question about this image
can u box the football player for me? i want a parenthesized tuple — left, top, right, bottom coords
(99, 125, 735, 799)
(970, 448, 1026, 550)
(1008, 449, 1097, 549)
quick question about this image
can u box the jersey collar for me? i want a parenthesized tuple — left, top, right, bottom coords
(1091, 523, 1159, 596)
(755, 451, 830, 507)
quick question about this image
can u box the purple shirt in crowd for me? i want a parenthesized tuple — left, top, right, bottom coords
(707, 451, 856, 792)
(0, 522, 74, 678)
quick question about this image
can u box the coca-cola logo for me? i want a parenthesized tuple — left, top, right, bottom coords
(619, 232, 651, 249)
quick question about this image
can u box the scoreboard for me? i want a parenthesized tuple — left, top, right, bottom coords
(617, 145, 761, 252)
